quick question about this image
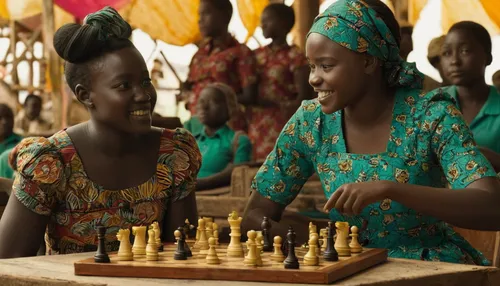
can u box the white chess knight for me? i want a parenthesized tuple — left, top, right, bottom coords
(132, 226, 147, 256)
(227, 211, 244, 257)
(117, 228, 133, 261)
(334, 222, 351, 256)
(151, 222, 162, 250)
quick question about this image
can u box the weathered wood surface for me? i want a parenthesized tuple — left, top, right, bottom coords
(0, 252, 499, 286)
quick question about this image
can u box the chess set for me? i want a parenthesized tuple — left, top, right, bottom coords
(74, 212, 388, 284)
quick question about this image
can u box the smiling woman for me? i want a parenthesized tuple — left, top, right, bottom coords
(0, 6, 200, 258)
(242, 0, 500, 266)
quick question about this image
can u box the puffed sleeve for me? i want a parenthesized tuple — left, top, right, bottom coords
(168, 128, 201, 202)
(9, 137, 65, 216)
(251, 101, 317, 205)
(425, 90, 497, 188)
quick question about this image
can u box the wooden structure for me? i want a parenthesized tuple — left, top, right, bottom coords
(74, 243, 387, 284)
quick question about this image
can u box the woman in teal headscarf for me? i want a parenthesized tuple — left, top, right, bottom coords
(242, 0, 500, 265)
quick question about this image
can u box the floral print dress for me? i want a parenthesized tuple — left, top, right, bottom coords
(252, 87, 496, 265)
(10, 128, 201, 254)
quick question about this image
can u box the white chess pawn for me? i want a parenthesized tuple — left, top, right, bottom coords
(244, 230, 258, 266)
(212, 223, 219, 245)
(146, 229, 159, 261)
(304, 235, 319, 266)
(117, 229, 133, 261)
(349, 226, 363, 253)
(206, 237, 220, 265)
(132, 226, 147, 256)
(270, 236, 285, 262)
(197, 218, 209, 254)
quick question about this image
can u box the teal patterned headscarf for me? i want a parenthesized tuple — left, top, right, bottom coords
(308, 0, 423, 89)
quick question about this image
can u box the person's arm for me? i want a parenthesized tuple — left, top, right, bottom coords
(242, 102, 317, 242)
(0, 138, 61, 258)
(161, 129, 201, 242)
(197, 134, 252, 191)
(236, 47, 258, 106)
(478, 146, 500, 172)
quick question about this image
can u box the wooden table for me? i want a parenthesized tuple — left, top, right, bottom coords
(0, 253, 499, 286)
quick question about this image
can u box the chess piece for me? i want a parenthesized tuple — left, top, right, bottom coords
(304, 235, 319, 266)
(117, 228, 133, 261)
(320, 228, 328, 252)
(181, 226, 193, 257)
(309, 222, 317, 237)
(349, 226, 362, 253)
(311, 233, 321, 256)
(283, 226, 299, 269)
(94, 226, 110, 263)
(323, 222, 338, 261)
(197, 218, 209, 254)
(270, 236, 286, 262)
(146, 229, 159, 261)
(174, 228, 187, 260)
(151, 222, 163, 251)
(256, 231, 264, 253)
(261, 216, 273, 252)
(206, 237, 220, 264)
(227, 211, 244, 257)
(205, 221, 214, 239)
(132, 226, 147, 256)
(212, 222, 219, 245)
(183, 218, 195, 239)
(334, 222, 351, 256)
(244, 230, 258, 266)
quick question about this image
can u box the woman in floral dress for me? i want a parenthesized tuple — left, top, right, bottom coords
(0, 7, 200, 257)
(242, 0, 500, 265)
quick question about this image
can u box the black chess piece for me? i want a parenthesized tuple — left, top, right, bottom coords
(174, 227, 187, 260)
(283, 226, 299, 269)
(323, 221, 338, 261)
(261, 216, 273, 252)
(94, 226, 110, 263)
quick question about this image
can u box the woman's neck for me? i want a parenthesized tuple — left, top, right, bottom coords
(211, 32, 231, 46)
(344, 80, 394, 127)
(86, 120, 145, 156)
(457, 81, 490, 104)
(270, 36, 288, 48)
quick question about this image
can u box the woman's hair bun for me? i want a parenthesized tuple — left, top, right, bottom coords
(53, 6, 132, 63)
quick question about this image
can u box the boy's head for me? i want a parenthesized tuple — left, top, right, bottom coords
(261, 3, 295, 39)
(24, 94, 42, 121)
(0, 104, 14, 139)
(197, 83, 238, 129)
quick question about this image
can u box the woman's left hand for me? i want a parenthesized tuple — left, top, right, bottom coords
(324, 181, 395, 215)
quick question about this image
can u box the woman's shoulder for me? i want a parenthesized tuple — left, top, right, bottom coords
(158, 128, 201, 161)
(10, 131, 70, 182)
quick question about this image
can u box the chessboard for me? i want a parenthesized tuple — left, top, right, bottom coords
(75, 243, 387, 284)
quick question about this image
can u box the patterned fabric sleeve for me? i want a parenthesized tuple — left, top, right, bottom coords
(9, 137, 64, 216)
(237, 45, 258, 88)
(169, 128, 201, 202)
(426, 91, 497, 189)
(251, 101, 316, 205)
(289, 46, 308, 74)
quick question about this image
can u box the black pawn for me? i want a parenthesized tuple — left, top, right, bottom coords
(174, 227, 187, 260)
(261, 216, 273, 252)
(283, 226, 299, 269)
(94, 226, 110, 263)
(323, 222, 338, 261)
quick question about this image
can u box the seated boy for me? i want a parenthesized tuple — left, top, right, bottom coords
(187, 83, 252, 190)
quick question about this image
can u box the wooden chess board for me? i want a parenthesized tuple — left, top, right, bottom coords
(74, 242, 388, 284)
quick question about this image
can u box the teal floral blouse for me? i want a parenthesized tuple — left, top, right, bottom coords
(252, 87, 497, 265)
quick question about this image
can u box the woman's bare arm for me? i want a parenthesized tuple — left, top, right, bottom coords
(162, 191, 198, 242)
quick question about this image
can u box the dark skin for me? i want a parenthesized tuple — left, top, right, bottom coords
(243, 33, 500, 244)
(258, 8, 313, 119)
(181, 0, 257, 106)
(0, 105, 14, 142)
(0, 47, 197, 258)
(196, 87, 236, 190)
(399, 32, 413, 61)
(25, 97, 42, 121)
(441, 29, 500, 171)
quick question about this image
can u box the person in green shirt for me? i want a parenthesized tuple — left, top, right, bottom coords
(189, 83, 252, 191)
(440, 21, 500, 171)
(242, 0, 500, 266)
(0, 104, 22, 155)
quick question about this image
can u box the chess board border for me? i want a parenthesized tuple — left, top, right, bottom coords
(74, 247, 388, 284)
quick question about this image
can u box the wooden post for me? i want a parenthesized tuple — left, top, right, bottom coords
(291, 0, 319, 50)
(42, 0, 63, 129)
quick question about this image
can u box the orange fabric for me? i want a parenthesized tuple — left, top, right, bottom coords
(480, 0, 500, 31)
(408, 0, 428, 25)
(441, 0, 499, 34)
(236, 0, 268, 42)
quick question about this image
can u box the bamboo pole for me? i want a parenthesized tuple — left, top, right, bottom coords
(42, 0, 63, 129)
(291, 0, 319, 50)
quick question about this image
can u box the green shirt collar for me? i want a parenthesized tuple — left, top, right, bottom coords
(195, 125, 231, 140)
(447, 85, 500, 116)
